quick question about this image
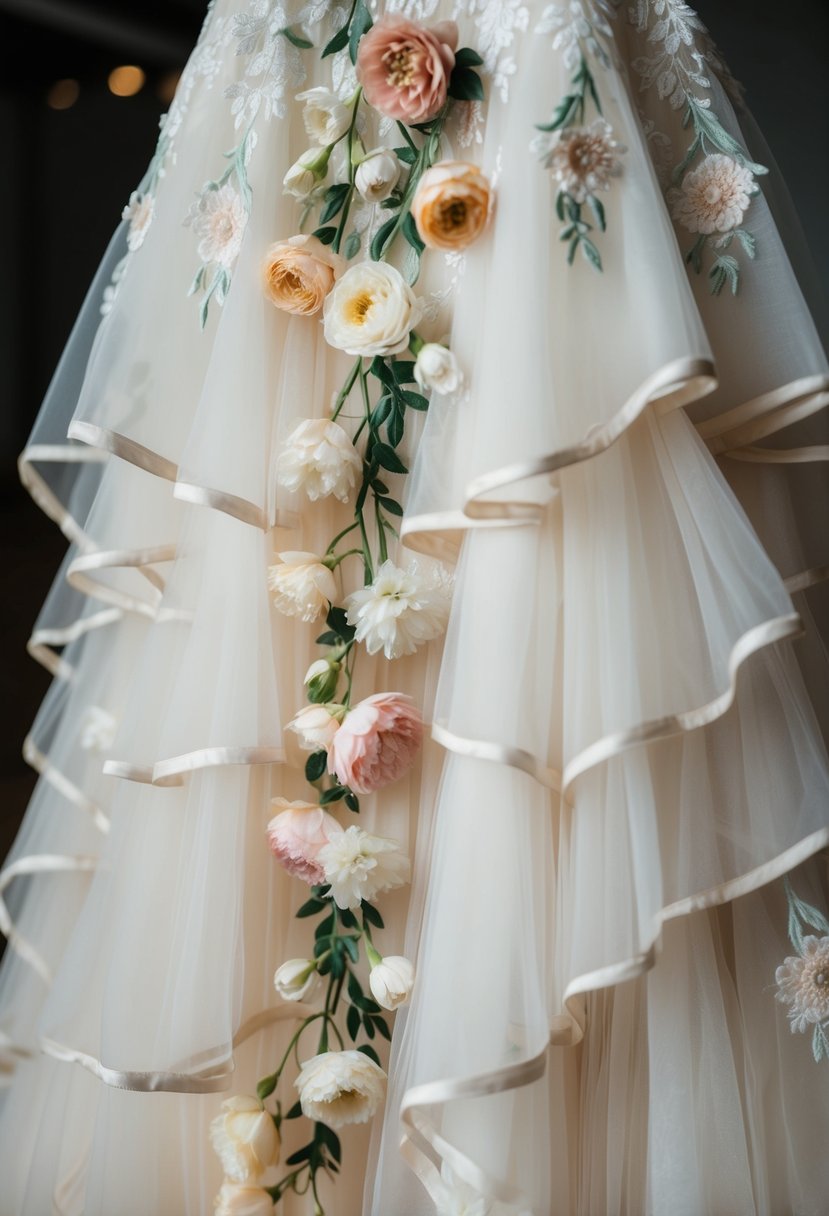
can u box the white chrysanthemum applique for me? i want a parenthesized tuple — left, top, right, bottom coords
(537, 117, 625, 203)
(669, 152, 755, 234)
(775, 879, 829, 1062)
(189, 182, 248, 268)
(344, 560, 453, 660)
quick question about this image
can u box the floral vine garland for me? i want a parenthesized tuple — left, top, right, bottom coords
(775, 877, 829, 1063)
(208, 10, 492, 1214)
(532, 2, 625, 272)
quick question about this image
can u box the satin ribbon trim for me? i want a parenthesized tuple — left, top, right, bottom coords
(103, 745, 287, 787)
(18, 444, 105, 551)
(722, 443, 829, 464)
(0, 855, 98, 984)
(697, 374, 829, 447)
(23, 736, 110, 834)
(174, 480, 267, 530)
(431, 723, 563, 793)
(784, 566, 829, 595)
(66, 545, 178, 618)
(27, 610, 123, 680)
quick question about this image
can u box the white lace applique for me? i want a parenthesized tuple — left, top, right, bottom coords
(382, 0, 441, 17)
(452, 0, 530, 112)
(638, 112, 673, 185)
(536, 0, 613, 68)
(628, 0, 767, 294)
(225, 1, 310, 130)
(776, 878, 829, 1063)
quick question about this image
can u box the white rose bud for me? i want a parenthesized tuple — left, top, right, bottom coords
(304, 657, 342, 704)
(209, 1095, 280, 1182)
(286, 704, 343, 752)
(355, 148, 401, 203)
(368, 954, 415, 1011)
(283, 146, 330, 199)
(214, 1181, 274, 1216)
(267, 552, 337, 624)
(297, 87, 353, 146)
(274, 958, 321, 1003)
(414, 343, 463, 395)
(295, 1050, 387, 1129)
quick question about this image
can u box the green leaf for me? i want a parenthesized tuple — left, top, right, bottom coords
(448, 67, 485, 103)
(348, 971, 364, 1003)
(369, 356, 396, 387)
(279, 26, 313, 49)
(314, 911, 335, 939)
(371, 215, 398, 260)
(373, 443, 408, 474)
(321, 24, 349, 57)
(257, 1072, 278, 1101)
(345, 792, 360, 813)
(317, 952, 331, 975)
(374, 1015, 392, 1041)
(362, 1012, 376, 1039)
(314, 630, 339, 646)
(392, 359, 416, 384)
(454, 47, 484, 68)
(358, 1043, 382, 1066)
(339, 907, 359, 929)
(343, 230, 361, 260)
(296, 895, 326, 918)
(555, 192, 566, 222)
(305, 751, 328, 782)
(330, 947, 346, 979)
(379, 496, 403, 517)
(343, 935, 360, 964)
(320, 785, 347, 805)
(320, 182, 350, 223)
(387, 405, 404, 448)
(362, 902, 385, 930)
(347, 1003, 361, 1041)
(401, 389, 428, 411)
(402, 212, 425, 253)
(370, 395, 394, 429)
(587, 194, 606, 232)
(349, 0, 373, 64)
(326, 604, 356, 642)
(312, 225, 337, 245)
(316, 1123, 342, 1163)
(736, 228, 756, 259)
(286, 1143, 314, 1166)
(580, 236, 603, 272)
(285, 1100, 303, 1119)
(394, 144, 418, 165)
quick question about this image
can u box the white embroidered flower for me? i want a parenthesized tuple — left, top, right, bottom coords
(323, 262, 422, 357)
(286, 704, 343, 752)
(345, 560, 453, 660)
(775, 936, 829, 1033)
(214, 1181, 274, 1216)
(267, 551, 337, 623)
(295, 1050, 387, 1128)
(79, 706, 118, 752)
(369, 955, 415, 1011)
(296, 86, 353, 145)
(536, 1, 611, 70)
(277, 418, 362, 504)
(669, 153, 756, 234)
(436, 1163, 491, 1216)
(122, 191, 155, 251)
(538, 118, 625, 202)
(283, 146, 330, 198)
(355, 148, 401, 203)
(274, 958, 322, 1003)
(189, 183, 247, 268)
(209, 1095, 280, 1182)
(317, 824, 410, 910)
(414, 343, 463, 394)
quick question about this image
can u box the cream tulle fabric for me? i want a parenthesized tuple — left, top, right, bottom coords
(2, 1, 829, 1213)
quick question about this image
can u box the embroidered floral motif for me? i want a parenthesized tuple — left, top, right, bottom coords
(452, 0, 530, 105)
(536, 0, 613, 69)
(776, 877, 829, 1062)
(225, 1, 309, 130)
(628, 0, 767, 294)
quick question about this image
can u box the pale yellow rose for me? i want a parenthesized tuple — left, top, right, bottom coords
(411, 162, 492, 252)
(262, 235, 345, 317)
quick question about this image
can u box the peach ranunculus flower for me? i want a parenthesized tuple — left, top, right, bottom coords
(262, 234, 346, 317)
(327, 692, 423, 794)
(411, 161, 492, 252)
(356, 15, 458, 124)
(267, 799, 344, 885)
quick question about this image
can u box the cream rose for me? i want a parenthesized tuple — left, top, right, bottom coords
(412, 161, 492, 252)
(262, 235, 345, 317)
(209, 1095, 280, 1182)
(267, 551, 337, 623)
(296, 87, 353, 146)
(369, 955, 415, 1011)
(274, 957, 322, 1003)
(355, 148, 401, 203)
(276, 418, 362, 503)
(214, 1182, 274, 1216)
(323, 261, 422, 357)
(286, 704, 343, 752)
(414, 343, 463, 394)
(295, 1050, 387, 1129)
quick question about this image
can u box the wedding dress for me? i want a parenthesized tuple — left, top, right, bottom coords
(1, 1, 829, 1213)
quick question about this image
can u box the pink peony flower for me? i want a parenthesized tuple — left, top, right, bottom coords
(327, 693, 423, 794)
(267, 799, 343, 884)
(356, 15, 458, 125)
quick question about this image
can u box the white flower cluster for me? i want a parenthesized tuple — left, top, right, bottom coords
(345, 560, 453, 660)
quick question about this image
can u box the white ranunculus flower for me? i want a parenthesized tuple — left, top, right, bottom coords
(414, 343, 463, 395)
(323, 262, 422, 357)
(209, 1095, 280, 1182)
(345, 560, 453, 660)
(274, 958, 321, 1003)
(277, 418, 362, 504)
(267, 551, 337, 623)
(286, 704, 343, 752)
(295, 1050, 387, 1128)
(282, 146, 330, 199)
(369, 955, 415, 1010)
(214, 1181, 274, 1216)
(296, 87, 353, 146)
(355, 148, 401, 203)
(317, 824, 410, 910)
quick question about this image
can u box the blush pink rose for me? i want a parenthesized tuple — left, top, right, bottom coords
(356, 16, 458, 124)
(267, 800, 343, 884)
(327, 693, 423, 794)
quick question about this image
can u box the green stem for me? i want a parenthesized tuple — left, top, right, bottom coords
(357, 509, 373, 583)
(375, 498, 388, 563)
(325, 520, 359, 555)
(326, 547, 364, 569)
(332, 88, 363, 255)
(330, 357, 362, 421)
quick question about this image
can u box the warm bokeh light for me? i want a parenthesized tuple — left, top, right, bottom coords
(107, 65, 146, 98)
(157, 71, 182, 106)
(46, 79, 80, 111)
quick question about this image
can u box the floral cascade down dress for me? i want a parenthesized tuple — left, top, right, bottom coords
(1, 1, 829, 1213)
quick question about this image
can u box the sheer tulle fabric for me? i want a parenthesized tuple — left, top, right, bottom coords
(1, 1, 828, 1214)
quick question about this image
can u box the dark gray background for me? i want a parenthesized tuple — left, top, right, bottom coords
(0, 0, 827, 860)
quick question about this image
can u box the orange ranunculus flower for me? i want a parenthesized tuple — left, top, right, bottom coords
(261, 234, 345, 317)
(411, 161, 492, 252)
